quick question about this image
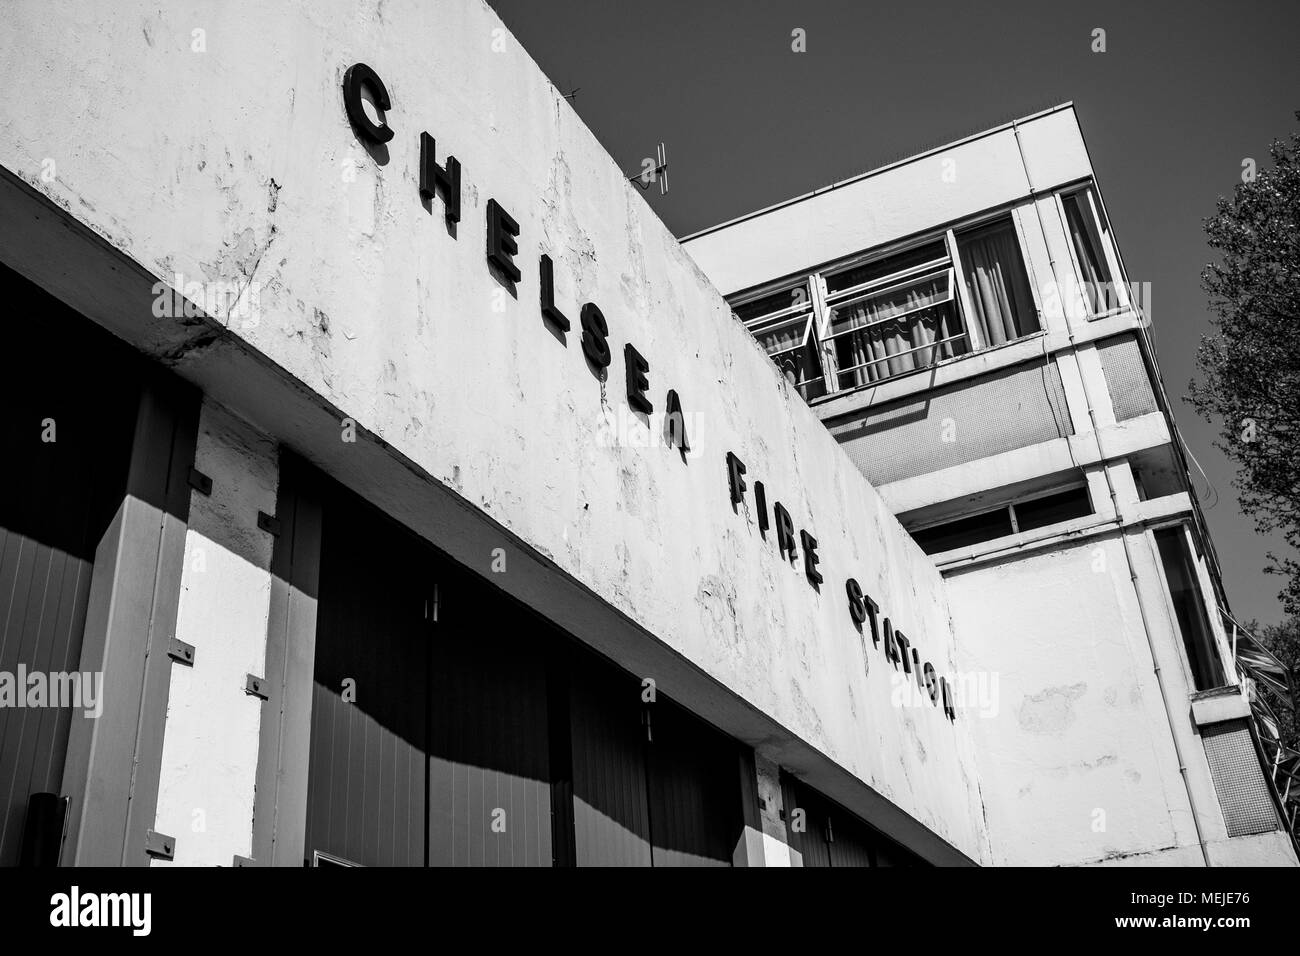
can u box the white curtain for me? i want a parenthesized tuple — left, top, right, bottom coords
(756, 316, 820, 394)
(1062, 195, 1107, 314)
(959, 221, 1039, 346)
(830, 273, 962, 389)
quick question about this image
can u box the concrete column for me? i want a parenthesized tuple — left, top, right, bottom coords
(60, 377, 198, 866)
(734, 753, 799, 867)
(150, 400, 279, 866)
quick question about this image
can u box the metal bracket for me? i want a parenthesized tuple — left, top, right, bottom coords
(232, 855, 255, 867)
(144, 829, 175, 861)
(257, 511, 281, 536)
(167, 637, 196, 667)
(245, 674, 269, 700)
(187, 466, 213, 496)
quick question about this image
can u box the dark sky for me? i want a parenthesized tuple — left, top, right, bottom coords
(488, 0, 1300, 626)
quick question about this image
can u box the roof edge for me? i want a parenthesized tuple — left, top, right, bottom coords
(679, 101, 1076, 243)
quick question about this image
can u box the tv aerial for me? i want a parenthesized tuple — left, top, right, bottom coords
(627, 142, 668, 197)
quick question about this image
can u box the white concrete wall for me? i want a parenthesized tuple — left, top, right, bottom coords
(0, 0, 990, 861)
(946, 533, 1188, 865)
(151, 401, 279, 866)
(944, 525, 1272, 867)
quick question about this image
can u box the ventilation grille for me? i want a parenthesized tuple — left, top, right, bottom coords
(1096, 334, 1158, 422)
(1202, 719, 1279, 838)
(829, 358, 1072, 487)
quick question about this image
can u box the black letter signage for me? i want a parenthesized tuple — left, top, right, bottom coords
(580, 303, 611, 369)
(774, 503, 797, 564)
(486, 199, 521, 283)
(343, 63, 394, 144)
(624, 344, 653, 414)
(539, 255, 570, 331)
(726, 452, 747, 506)
(419, 132, 461, 224)
(800, 530, 822, 586)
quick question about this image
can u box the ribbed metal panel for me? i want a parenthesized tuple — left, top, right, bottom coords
(569, 654, 652, 867)
(303, 477, 744, 868)
(306, 497, 556, 867)
(306, 507, 429, 867)
(830, 357, 1072, 486)
(780, 773, 831, 867)
(0, 533, 93, 865)
(780, 772, 924, 867)
(1096, 333, 1158, 422)
(427, 608, 552, 867)
(1202, 720, 1279, 838)
(646, 699, 741, 867)
(0, 293, 139, 867)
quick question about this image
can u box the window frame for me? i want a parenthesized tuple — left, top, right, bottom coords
(907, 479, 1093, 555)
(822, 257, 965, 384)
(1148, 520, 1228, 692)
(1056, 185, 1130, 319)
(727, 205, 1045, 403)
(731, 279, 827, 398)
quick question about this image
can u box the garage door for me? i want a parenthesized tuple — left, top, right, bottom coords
(0, 263, 141, 865)
(301, 475, 748, 867)
(780, 771, 925, 867)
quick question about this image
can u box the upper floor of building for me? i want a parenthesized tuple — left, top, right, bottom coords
(681, 105, 1197, 566)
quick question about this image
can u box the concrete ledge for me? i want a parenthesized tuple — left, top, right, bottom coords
(814, 310, 1145, 421)
(1190, 686, 1252, 728)
(877, 413, 1171, 517)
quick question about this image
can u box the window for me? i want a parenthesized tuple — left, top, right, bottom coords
(1061, 189, 1117, 316)
(1153, 526, 1225, 691)
(728, 212, 1042, 401)
(1014, 486, 1093, 532)
(734, 281, 826, 401)
(823, 240, 969, 391)
(955, 217, 1040, 345)
(911, 508, 1013, 555)
(909, 484, 1092, 555)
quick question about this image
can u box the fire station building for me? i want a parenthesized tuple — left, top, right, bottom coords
(0, 1, 1294, 867)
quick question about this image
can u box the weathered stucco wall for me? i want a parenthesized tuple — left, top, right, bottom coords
(943, 528, 1282, 867)
(946, 534, 1190, 865)
(0, 0, 989, 859)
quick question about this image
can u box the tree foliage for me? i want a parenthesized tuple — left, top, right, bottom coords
(1190, 112, 1300, 617)
(1252, 616, 1300, 756)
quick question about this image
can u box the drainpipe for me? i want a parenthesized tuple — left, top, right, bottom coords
(1011, 121, 1212, 867)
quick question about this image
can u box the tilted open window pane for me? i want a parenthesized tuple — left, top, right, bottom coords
(824, 240, 948, 296)
(735, 282, 825, 401)
(1062, 191, 1113, 315)
(1153, 526, 1226, 691)
(824, 244, 970, 390)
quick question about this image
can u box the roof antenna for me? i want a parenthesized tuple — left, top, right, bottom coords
(627, 142, 668, 197)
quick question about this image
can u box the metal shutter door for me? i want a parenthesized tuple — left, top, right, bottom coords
(427, 575, 552, 867)
(646, 699, 739, 867)
(569, 653, 652, 866)
(0, 294, 138, 867)
(306, 506, 429, 867)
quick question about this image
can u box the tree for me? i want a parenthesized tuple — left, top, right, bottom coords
(1251, 617, 1300, 757)
(1190, 112, 1300, 618)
